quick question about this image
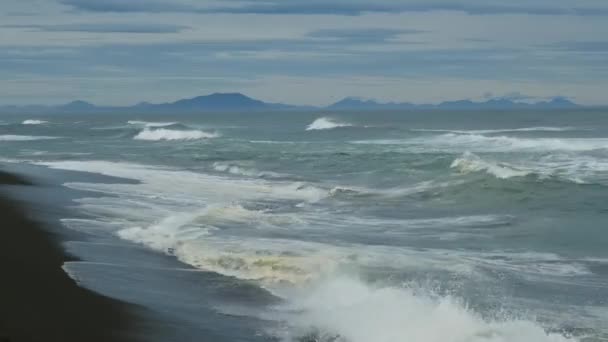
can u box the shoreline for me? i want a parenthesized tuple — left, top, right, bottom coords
(0, 170, 141, 342)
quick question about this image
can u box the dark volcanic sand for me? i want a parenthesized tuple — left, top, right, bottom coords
(0, 170, 141, 342)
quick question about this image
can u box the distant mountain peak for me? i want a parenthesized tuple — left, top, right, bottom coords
(167, 92, 267, 110)
(328, 95, 581, 111)
(0, 92, 586, 114)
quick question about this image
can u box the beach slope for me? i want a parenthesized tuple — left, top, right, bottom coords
(0, 170, 139, 342)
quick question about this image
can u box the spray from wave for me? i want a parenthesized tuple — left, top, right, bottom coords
(134, 128, 220, 141)
(276, 276, 575, 342)
(307, 117, 353, 131)
(22, 119, 48, 125)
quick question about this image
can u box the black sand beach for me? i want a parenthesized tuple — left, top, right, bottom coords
(0, 170, 140, 342)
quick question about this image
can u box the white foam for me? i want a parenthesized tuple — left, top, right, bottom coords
(534, 154, 608, 184)
(413, 127, 580, 134)
(22, 119, 48, 125)
(170, 237, 342, 284)
(0, 135, 58, 141)
(31, 158, 593, 341)
(306, 117, 353, 131)
(43, 159, 589, 286)
(127, 120, 178, 128)
(275, 276, 575, 342)
(353, 134, 608, 152)
(450, 152, 608, 184)
(212, 162, 285, 179)
(133, 128, 220, 141)
(36, 160, 330, 204)
(451, 152, 531, 179)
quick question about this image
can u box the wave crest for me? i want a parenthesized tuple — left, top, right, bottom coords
(0, 135, 58, 141)
(127, 120, 178, 128)
(134, 128, 220, 141)
(413, 126, 580, 134)
(307, 117, 353, 131)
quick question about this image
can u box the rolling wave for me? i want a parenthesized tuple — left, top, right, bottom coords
(451, 152, 531, 179)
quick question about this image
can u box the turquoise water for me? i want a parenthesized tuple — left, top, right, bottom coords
(1, 110, 607, 341)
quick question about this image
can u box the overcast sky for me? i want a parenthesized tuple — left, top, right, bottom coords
(1, 0, 607, 106)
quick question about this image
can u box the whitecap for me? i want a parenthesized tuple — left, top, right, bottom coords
(0, 135, 58, 141)
(133, 128, 220, 141)
(307, 117, 353, 131)
(22, 119, 48, 125)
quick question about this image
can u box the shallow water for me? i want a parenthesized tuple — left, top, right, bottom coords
(1, 109, 607, 341)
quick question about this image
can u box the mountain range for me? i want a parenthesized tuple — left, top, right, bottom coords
(0, 92, 584, 113)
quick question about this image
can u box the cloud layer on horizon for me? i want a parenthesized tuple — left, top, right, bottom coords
(59, 0, 608, 16)
(0, 0, 607, 106)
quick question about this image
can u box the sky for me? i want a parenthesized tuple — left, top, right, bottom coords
(1, 0, 607, 106)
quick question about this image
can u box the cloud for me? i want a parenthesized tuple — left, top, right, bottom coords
(59, 0, 198, 13)
(549, 41, 608, 52)
(1, 0, 607, 106)
(2, 23, 189, 33)
(307, 28, 426, 43)
(215, 2, 608, 16)
(58, 0, 608, 16)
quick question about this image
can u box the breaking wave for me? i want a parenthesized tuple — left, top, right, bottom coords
(134, 128, 220, 141)
(450, 152, 608, 184)
(277, 276, 575, 342)
(22, 119, 48, 125)
(451, 152, 531, 179)
(307, 117, 353, 131)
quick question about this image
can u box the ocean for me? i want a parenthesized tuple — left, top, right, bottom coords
(1, 109, 607, 341)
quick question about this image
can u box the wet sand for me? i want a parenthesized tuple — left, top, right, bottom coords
(0, 170, 140, 342)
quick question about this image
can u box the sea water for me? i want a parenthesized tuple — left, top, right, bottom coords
(1, 109, 607, 341)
